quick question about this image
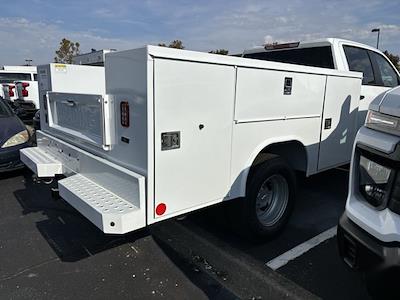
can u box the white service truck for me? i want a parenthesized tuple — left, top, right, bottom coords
(338, 86, 400, 298)
(20, 45, 364, 237)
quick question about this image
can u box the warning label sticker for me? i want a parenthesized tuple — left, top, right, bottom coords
(54, 64, 67, 73)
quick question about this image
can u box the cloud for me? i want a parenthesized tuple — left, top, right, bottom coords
(173, 0, 400, 53)
(0, 17, 146, 66)
(0, 0, 399, 66)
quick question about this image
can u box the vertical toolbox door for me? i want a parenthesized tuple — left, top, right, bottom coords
(318, 76, 361, 170)
(153, 58, 235, 219)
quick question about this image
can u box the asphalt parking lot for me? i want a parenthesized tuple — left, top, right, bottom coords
(0, 167, 371, 299)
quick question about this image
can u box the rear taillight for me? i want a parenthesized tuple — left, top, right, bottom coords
(21, 82, 29, 97)
(8, 85, 15, 97)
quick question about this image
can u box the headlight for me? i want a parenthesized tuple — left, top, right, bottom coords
(1, 130, 29, 148)
(365, 110, 400, 136)
(359, 155, 392, 208)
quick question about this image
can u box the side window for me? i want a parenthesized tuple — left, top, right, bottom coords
(0, 72, 31, 84)
(343, 46, 375, 85)
(243, 46, 335, 69)
(370, 51, 399, 88)
(33, 74, 38, 81)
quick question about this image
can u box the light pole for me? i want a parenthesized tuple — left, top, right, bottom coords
(371, 28, 380, 49)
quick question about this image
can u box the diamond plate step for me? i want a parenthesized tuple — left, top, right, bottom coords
(58, 174, 142, 234)
(20, 147, 63, 177)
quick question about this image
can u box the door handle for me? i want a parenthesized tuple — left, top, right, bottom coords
(61, 100, 76, 107)
(360, 95, 365, 100)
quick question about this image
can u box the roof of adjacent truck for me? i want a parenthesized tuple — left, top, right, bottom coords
(242, 38, 381, 55)
(1, 65, 37, 73)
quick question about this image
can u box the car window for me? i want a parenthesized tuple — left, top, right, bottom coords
(343, 46, 375, 85)
(370, 51, 399, 88)
(243, 46, 335, 69)
(34, 74, 38, 81)
(0, 72, 31, 84)
(0, 100, 13, 117)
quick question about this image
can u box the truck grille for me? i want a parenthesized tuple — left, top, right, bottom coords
(388, 174, 400, 214)
(342, 233, 357, 268)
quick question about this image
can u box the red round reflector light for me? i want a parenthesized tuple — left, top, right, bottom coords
(155, 203, 167, 216)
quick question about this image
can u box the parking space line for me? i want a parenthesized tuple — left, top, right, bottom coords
(266, 226, 337, 270)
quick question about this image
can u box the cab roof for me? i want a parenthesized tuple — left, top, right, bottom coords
(242, 38, 381, 56)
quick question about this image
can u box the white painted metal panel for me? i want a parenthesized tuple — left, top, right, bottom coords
(20, 147, 63, 177)
(318, 76, 362, 170)
(229, 118, 322, 199)
(38, 64, 105, 137)
(153, 59, 235, 219)
(235, 68, 326, 122)
(104, 47, 149, 174)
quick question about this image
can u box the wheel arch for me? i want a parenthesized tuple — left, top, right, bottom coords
(239, 139, 308, 197)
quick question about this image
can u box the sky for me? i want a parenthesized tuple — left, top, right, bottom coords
(0, 0, 399, 66)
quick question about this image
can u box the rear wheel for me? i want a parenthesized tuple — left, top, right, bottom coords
(241, 156, 296, 238)
(256, 174, 289, 227)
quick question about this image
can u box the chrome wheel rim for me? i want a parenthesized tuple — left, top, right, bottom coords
(256, 174, 289, 227)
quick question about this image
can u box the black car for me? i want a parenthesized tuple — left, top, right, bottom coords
(0, 98, 31, 172)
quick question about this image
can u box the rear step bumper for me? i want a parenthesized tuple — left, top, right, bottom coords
(20, 147, 63, 177)
(59, 174, 142, 234)
(20, 131, 146, 234)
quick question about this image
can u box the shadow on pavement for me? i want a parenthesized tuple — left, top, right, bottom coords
(166, 168, 371, 299)
(12, 169, 148, 263)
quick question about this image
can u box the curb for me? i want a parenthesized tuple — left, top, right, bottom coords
(151, 220, 319, 300)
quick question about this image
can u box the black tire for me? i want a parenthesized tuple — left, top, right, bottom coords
(240, 156, 296, 239)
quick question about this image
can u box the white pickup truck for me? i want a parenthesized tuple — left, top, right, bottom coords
(338, 86, 400, 298)
(0, 66, 37, 102)
(19, 41, 396, 238)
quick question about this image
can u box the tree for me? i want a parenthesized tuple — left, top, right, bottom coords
(158, 40, 185, 49)
(54, 38, 80, 63)
(209, 49, 229, 55)
(383, 50, 400, 71)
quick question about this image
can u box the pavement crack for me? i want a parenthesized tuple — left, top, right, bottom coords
(0, 257, 60, 281)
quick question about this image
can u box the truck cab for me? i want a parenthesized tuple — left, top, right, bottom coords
(338, 86, 400, 298)
(243, 38, 400, 129)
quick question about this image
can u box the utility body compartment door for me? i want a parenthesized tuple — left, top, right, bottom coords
(46, 92, 112, 149)
(318, 76, 361, 170)
(153, 59, 235, 219)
